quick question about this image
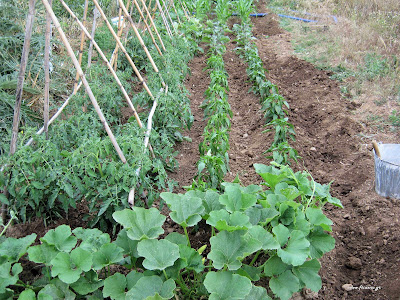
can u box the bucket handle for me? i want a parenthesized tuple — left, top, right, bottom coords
(372, 140, 381, 158)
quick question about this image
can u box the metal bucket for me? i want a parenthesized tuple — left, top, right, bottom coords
(373, 143, 400, 199)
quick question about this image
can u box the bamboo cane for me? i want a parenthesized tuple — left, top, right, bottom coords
(110, 0, 132, 68)
(132, 0, 163, 57)
(60, 0, 148, 139)
(156, 0, 173, 38)
(178, 0, 190, 20)
(92, 0, 155, 99)
(10, 0, 36, 155)
(73, 0, 89, 94)
(171, 0, 182, 24)
(87, 7, 99, 69)
(162, 0, 177, 35)
(44, 0, 52, 139)
(117, 0, 166, 88)
(42, 0, 127, 163)
(139, 0, 166, 51)
(112, 1, 123, 70)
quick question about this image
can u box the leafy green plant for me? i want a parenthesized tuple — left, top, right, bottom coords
(0, 162, 341, 299)
(265, 141, 301, 165)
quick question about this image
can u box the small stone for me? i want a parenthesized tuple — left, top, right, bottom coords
(378, 258, 385, 264)
(343, 214, 351, 220)
(243, 133, 248, 138)
(342, 284, 354, 291)
(167, 228, 174, 233)
(310, 147, 317, 151)
(383, 239, 388, 245)
(346, 256, 362, 270)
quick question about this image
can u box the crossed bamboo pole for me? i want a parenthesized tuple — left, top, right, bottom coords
(139, 0, 166, 51)
(44, 0, 52, 139)
(73, 0, 89, 94)
(42, 0, 127, 163)
(59, 0, 159, 157)
(92, 0, 156, 98)
(116, 0, 166, 87)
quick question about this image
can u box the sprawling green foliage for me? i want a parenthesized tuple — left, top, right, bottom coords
(0, 163, 341, 299)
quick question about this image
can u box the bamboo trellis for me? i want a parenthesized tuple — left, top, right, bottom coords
(4, 0, 189, 218)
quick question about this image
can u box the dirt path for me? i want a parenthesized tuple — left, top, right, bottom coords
(170, 11, 400, 300)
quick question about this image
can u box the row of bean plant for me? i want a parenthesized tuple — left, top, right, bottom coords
(233, 0, 299, 165)
(194, 0, 233, 190)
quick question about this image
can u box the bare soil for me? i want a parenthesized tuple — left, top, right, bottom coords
(5, 4, 400, 300)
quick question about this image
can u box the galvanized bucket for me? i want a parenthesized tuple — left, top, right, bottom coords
(373, 142, 400, 199)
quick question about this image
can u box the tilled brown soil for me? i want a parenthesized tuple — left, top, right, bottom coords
(170, 11, 400, 300)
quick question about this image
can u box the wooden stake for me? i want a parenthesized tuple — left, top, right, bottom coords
(162, 0, 177, 35)
(171, 0, 182, 24)
(42, 0, 127, 163)
(139, 0, 166, 51)
(92, 0, 155, 99)
(60, 0, 147, 136)
(132, 0, 163, 57)
(87, 7, 99, 69)
(155, 0, 173, 38)
(44, 0, 52, 139)
(178, 0, 190, 20)
(10, 0, 36, 155)
(117, 0, 166, 88)
(73, 0, 89, 94)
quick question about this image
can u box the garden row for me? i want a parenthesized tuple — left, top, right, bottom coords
(0, 0, 342, 299)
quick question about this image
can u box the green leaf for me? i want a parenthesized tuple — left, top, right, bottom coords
(37, 279, 75, 300)
(179, 244, 204, 273)
(51, 248, 92, 284)
(115, 229, 139, 257)
(277, 230, 310, 266)
(0, 262, 20, 293)
(306, 208, 333, 231)
(236, 264, 262, 281)
(269, 270, 300, 300)
(112, 208, 166, 241)
(0, 234, 36, 263)
(202, 190, 224, 216)
(206, 210, 251, 231)
(272, 224, 290, 246)
(254, 164, 286, 190)
(18, 289, 35, 299)
(42, 225, 77, 252)
(72, 228, 111, 252)
(219, 185, 257, 212)
(307, 227, 335, 259)
(70, 270, 103, 295)
(164, 232, 187, 246)
(103, 273, 126, 300)
(245, 285, 272, 300)
(204, 271, 252, 300)
(161, 192, 204, 228)
(245, 206, 279, 225)
(247, 226, 280, 250)
(92, 243, 124, 270)
(263, 255, 289, 276)
(292, 259, 322, 292)
(126, 276, 176, 300)
(208, 231, 261, 270)
(28, 243, 58, 265)
(137, 239, 179, 270)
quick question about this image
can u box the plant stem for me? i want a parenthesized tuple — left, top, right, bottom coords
(163, 269, 169, 280)
(250, 250, 261, 266)
(0, 213, 16, 237)
(183, 226, 191, 247)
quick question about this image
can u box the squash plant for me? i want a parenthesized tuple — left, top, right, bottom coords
(0, 163, 341, 299)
